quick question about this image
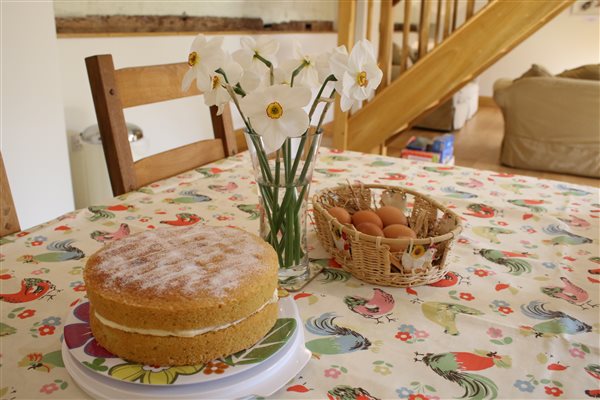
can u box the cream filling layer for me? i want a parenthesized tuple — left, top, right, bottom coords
(94, 290, 278, 338)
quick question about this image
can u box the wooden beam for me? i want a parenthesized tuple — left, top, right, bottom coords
(134, 140, 225, 188)
(333, 0, 356, 150)
(418, 0, 432, 59)
(400, 0, 412, 72)
(443, 0, 452, 38)
(85, 55, 137, 195)
(56, 15, 333, 35)
(378, 0, 394, 91)
(434, 0, 443, 46)
(0, 153, 20, 236)
(466, 0, 476, 20)
(115, 62, 200, 108)
(452, 0, 459, 31)
(366, 0, 374, 42)
(347, 0, 574, 151)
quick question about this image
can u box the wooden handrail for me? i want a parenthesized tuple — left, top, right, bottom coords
(345, 0, 574, 151)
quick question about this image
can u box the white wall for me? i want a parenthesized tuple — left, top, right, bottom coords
(57, 33, 337, 208)
(1, 2, 74, 230)
(478, 8, 600, 96)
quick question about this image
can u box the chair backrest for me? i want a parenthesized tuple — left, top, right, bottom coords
(1, 153, 20, 236)
(85, 54, 238, 196)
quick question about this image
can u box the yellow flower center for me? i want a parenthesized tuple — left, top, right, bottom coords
(266, 102, 283, 119)
(357, 71, 368, 87)
(211, 75, 220, 90)
(188, 52, 198, 67)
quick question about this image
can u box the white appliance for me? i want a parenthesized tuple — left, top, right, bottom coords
(70, 124, 148, 209)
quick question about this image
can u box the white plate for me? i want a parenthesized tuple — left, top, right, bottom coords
(63, 297, 311, 399)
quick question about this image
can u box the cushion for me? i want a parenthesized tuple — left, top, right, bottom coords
(516, 64, 553, 80)
(557, 64, 600, 81)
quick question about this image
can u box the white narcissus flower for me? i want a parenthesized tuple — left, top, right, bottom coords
(196, 60, 243, 115)
(281, 42, 320, 88)
(181, 35, 226, 92)
(320, 45, 348, 86)
(240, 84, 311, 153)
(233, 36, 280, 75)
(329, 39, 382, 112)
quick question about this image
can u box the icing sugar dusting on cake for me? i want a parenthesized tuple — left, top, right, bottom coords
(91, 225, 269, 298)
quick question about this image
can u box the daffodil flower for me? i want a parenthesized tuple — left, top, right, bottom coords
(233, 36, 280, 76)
(317, 45, 348, 86)
(182, 35, 226, 92)
(329, 39, 382, 112)
(196, 59, 243, 115)
(240, 84, 311, 153)
(282, 42, 320, 88)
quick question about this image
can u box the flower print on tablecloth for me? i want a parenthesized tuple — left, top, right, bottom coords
(63, 302, 115, 358)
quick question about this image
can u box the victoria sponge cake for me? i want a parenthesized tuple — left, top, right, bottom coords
(83, 225, 279, 366)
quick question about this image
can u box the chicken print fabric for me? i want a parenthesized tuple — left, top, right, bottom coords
(0, 148, 598, 399)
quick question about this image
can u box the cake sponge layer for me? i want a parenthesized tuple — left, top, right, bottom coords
(90, 302, 279, 366)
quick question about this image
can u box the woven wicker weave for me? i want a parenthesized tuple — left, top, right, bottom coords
(312, 184, 462, 287)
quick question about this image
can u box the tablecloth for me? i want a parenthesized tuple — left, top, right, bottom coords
(1, 148, 598, 400)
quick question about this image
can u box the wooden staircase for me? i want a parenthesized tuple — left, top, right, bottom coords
(334, 0, 574, 152)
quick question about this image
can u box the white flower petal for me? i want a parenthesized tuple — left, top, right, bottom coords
(196, 73, 212, 92)
(340, 93, 355, 112)
(239, 71, 261, 93)
(240, 90, 267, 118)
(240, 36, 256, 51)
(257, 36, 279, 58)
(181, 68, 195, 92)
(278, 108, 309, 138)
(251, 115, 284, 153)
(280, 86, 312, 109)
(223, 61, 243, 85)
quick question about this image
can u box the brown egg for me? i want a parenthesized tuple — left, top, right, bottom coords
(352, 210, 383, 229)
(383, 224, 417, 252)
(356, 222, 384, 237)
(328, 206, 351, 224)
(376, 206, 408, 227)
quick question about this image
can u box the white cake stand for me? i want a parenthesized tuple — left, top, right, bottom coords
(63, 297, 311, 399)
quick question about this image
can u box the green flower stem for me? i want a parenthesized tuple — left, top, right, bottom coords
(254, 53, 274, 85)
(290, 61, 308, 87)
(308, 74, 337, 120)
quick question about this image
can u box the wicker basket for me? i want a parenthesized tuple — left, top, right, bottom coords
(312, 184, 462, 287)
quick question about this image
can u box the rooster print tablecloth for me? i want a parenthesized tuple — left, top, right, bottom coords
(1, 148, 598, 400)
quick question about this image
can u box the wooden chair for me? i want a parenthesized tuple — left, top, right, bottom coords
(85, 54, 238, 196)
(1, 153, 20, 236)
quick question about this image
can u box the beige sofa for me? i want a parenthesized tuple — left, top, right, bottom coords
(493, 65, 600, 178)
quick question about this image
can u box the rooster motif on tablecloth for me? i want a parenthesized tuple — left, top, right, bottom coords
(541, 277, 598, 309)
(305, 312, 371, 356)
(542, 224, 593, 246)
(414, 350, 510, 400)
(0, 278, 56, 303)
(520, 300, 592, 337)
(421, 302, 484, 335)
(344, 288, 395, 324)
(477, 249, 533, 275)
(90, 223, 130, 243)
(17, 240, 85, 264)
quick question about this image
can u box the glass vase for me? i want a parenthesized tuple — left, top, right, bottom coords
(244, 129, 322, 290)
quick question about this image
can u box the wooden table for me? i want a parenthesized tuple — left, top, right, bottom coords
(1, 148, 598, 399)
